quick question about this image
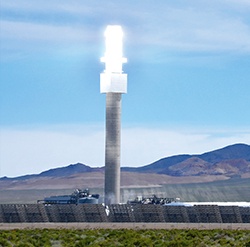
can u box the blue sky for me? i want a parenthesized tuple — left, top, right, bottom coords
(1, 0, 250, 177)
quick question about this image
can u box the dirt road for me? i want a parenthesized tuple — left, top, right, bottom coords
(1, 222, 250, 230)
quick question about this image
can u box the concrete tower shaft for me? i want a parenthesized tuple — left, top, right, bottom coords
(104, 93, 121, 204)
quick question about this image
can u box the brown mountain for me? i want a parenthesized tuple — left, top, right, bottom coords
(166, 157, 211, 176)
(123, 143, 250, 175)
(163, 158, 250, 177)
(0, 143, 249, 189)
(212, 159, 250, 176)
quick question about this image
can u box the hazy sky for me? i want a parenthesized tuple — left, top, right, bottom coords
(1, 0, 250, 177)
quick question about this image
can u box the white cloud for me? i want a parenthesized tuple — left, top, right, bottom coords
(1, 20, 96, 43)
(127, 5, 250, 52)
(1, 0, 250, 56)
(1, 0, 101, 15)
(224, 0, 250, 8)
(1, 124, 249, 177)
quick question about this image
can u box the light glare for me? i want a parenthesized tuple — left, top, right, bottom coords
(101, 25, 127, 73)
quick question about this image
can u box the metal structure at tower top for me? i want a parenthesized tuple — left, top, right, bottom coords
(100, 25, 127, 204)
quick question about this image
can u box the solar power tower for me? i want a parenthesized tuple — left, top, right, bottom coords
(100, 25, 127, 204)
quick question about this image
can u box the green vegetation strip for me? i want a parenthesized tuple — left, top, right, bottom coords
(0, 228, 250, 246)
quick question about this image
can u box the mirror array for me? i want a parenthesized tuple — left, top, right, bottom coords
(0, 204, 250, 223)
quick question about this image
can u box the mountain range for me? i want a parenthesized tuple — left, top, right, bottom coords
(1, 143, 250, 183)
(123, 143, 250, 177)
(1, 143, 250, 203)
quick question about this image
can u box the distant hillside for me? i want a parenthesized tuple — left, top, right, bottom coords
(200, 143, 250, 162)
(0, 163, 103, 181)
(0, 143, 249, 183)
(122, 155, 192, 173)
(122, 143, 250, 177)
(39, 163, 100, 177)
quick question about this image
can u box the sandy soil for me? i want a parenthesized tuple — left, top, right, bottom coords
(0, 172, 229, 190)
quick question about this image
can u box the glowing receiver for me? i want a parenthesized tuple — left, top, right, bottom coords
(100, 25, 127, 93)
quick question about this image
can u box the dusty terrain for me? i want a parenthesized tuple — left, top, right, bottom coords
(0, 171, 229, 190)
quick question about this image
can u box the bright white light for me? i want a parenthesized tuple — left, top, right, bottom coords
(101, 25, 127, 73)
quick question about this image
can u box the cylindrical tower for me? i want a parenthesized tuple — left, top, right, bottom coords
(100, 25, 127, 204)
(105, 93, 121, 204)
